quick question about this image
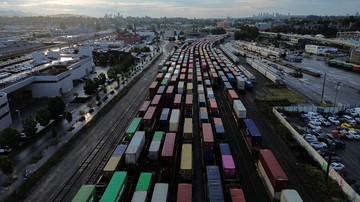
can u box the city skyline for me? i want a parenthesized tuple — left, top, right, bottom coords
(0, 0, 359, 18)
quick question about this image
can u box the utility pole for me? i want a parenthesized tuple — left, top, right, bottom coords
(320, 73, 326, 105)
(333, 82, 340, 107)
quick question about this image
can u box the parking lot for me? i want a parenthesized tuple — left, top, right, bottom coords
(284, 108, 360, 190)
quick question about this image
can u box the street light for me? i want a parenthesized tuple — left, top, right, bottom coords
(333, 82, 341, 107)
(15, 109, 22, 124)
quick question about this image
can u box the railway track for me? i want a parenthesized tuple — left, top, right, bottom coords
(52, 71, 156, 201)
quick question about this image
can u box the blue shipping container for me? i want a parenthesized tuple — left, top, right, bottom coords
(113, 144, 127, 157)
(206, 166, 224, 202)
(219, 143, 231, 155)
(244, 119, 262, 146)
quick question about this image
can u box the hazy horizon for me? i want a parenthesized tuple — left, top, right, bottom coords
(0, 0, 359, 18)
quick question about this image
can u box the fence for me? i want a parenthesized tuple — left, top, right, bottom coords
(273, 108, 360, 202)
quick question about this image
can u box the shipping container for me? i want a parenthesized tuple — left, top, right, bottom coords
(131, 191, 147, 202)
(180, 74, 186, 81)
(229, 188, 246, 202)
(170, 75, 178, 85)
(198, 85, 205, 94)
(161, 78, 169, 86)
(183, 118, 193, 141)
(138, 101, 151, 117)
(166, 86, 175, 103)
(227, 90, 239, 105)
(157, 85, 166, 95)
(222, 155, 236, 179)
(236, 76, 245, 91)
(178, 81, 185, 94)
(209, 98, 219, 116)
(258, 149, 288, 200)
(72, 185, 96, 202)
(149, 81, 159, 99)
(113, 143, 127, 157)
(169, 109, 181, 132)
(180, 144, 192, 181)
(156, 73, 164, 81)
(200, 107, 209, 123)
(103, 156, 123, 180)
(187, 83, 193, 94)
(280, 189, 303, 202)
(100, 171, 127, 202)
(159, 108, 171, 131)
(233, 100, 246, 120)
(243, 119, 262, 154)
(125, 118, 142, 141)
(125, 132, 146, 165)
(173, 94, 182, 109)
(210, 72, 219, 87)
(202, 123, 214, 151)
(185, 94, 193, 116)
(136, 172, 153, 191)
(213, 118, 225, 139)
(226, 72, 235, 85)
(206, 166, 224, 202)
(161, 133, 176, 180)
(187, 74, 193, 82)
(219, 143, 231, 156)
(143, 106, 158, 134)
(148, 131, 164, 161)
(151, 183, 168, 202)
(198, 94, 206, 107)
(206, 87, 214, 99)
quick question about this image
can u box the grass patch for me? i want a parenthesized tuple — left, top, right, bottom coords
(257, 87, 306, 104)
(29, 153, 43, 164)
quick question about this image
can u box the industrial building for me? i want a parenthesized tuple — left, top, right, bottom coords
(305, 44, 338, 55)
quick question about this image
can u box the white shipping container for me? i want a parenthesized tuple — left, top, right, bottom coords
(233, 100, 246, 119)
(169, 109, 181, 132)
(280, 189, 303, 202)
(236, 76, 245, 90)
(151, 183, 169, 202)
(164, 73, 172, 80)
(178, 82, 184, 94)
(131, 191, 147, 202)
(198, 85, 204, 94)
(125, 131, 146, 165)
(148, 141, 161, 161)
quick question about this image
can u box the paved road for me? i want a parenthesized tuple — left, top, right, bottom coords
(23, 42, 174, 201)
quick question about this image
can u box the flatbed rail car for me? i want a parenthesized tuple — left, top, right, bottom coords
(180, 144, 192, 181)
(148, 131, 164, 161)
(103, 143, 128, 180)
(161, 133, 176, 181)
(72, 185, 97, 202)
(100, 171, 127, 202)
(258, 149, 288, 201)
(206, 166, 225, 201)
(183, 118, 193, 142)
(243, 119, 262, 155)
(177, 183, 192, 202)
(125, 117, 142, 141)
(202, 123, 215, 163)
(132, 172, 153, 202)
(151, 183, 169, 202)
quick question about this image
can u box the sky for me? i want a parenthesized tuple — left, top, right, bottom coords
(0, 0, 359, 18)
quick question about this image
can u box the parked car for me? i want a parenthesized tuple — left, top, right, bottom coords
(310, 142, 328, 150)
(308, 123, 322, 131)
(328, 117, 340, 125)
(0, 147, 12, 154)
(321, 120, 331, 127)
(340, 123, 355, 130)
(317, 148, 336, 157)
(309, 120, 322, 126)
(348, 130, 360, 139)
(333, 139, 346, 149)
(323, 155, 342, 163)
(342, 115, 357, 125)
(331, 162, 345, 171)
(331, 130, 345, 138)
(305, 135, 318, 143)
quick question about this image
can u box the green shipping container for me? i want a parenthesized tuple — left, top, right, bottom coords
(125, 118, 142, 140)
(135, 172, 153, 192)
(161, 79, 169, 86)
(100, 171, 127, 202)
(72, 185, 96, 202)
(153, 131, 164, 141)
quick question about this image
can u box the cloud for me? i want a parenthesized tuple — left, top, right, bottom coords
(0, 0, 358, 17)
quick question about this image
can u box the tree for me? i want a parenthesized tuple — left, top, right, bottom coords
(84, 79, 96, 95)
(98, 73, 107, 85)
(22, 115, 38, 137)
(65, 111, 73, 123)
(98, 54, 107, 66)
(102, 85, 108, 94)
(0, 156, 13, 176)
(211, 27, 226, 35)
(0, 128, 20, 149)
(48, 97, 65, 119)
(107, 68, 117, 80)
(36, 108, 51, 126)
